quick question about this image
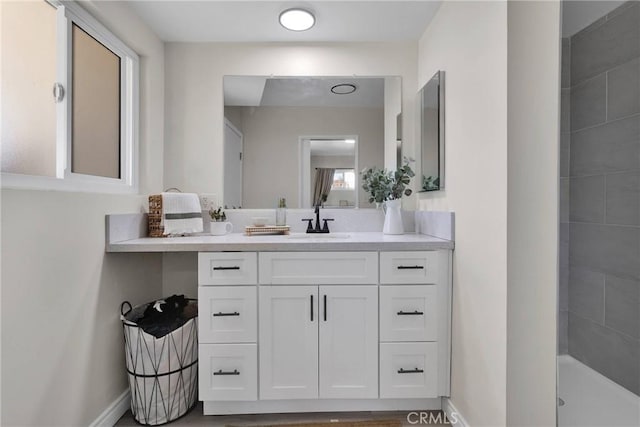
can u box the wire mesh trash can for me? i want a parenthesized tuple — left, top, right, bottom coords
(121, 300, 198, 425)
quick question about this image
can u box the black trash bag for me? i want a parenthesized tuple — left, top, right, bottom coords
(135, 294, 195, 338)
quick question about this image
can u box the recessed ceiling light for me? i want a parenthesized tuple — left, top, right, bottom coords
(279, 8, 315, 32)
(331, 84, 357, 95)
(344, 139, 356, 144)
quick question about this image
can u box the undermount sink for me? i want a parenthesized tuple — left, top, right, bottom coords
(287, 233, 351, 240)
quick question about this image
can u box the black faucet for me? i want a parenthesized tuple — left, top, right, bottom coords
(302, 205, 334, 233)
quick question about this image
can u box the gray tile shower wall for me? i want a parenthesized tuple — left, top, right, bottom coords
(566, 1, 640, 396)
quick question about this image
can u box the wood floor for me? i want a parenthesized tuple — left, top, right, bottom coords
(115, 403, 450, 426)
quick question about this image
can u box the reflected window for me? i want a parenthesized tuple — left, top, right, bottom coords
(332, 169, 356, 190)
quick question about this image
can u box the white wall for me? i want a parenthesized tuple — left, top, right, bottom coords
(506, 2, 560, 425)
(224, 106, 243, 131)
(164, 42, 418, 201)
(0, 1, 165, 425)
(417, 2, 509, 425)
(237, 106, 383, 208)
(418, 1, 561, 425)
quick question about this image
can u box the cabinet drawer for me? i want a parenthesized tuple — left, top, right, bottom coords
(198, 286, 256, 343)
(199, 344, 257, 401)
(380, 285, 437, 342)
(259, 252, 378, 284)
(380, 342, 438, 399)
(380, 251, 438, 284)
(198, 252, 257, 285)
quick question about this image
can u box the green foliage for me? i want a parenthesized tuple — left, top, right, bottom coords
(360, 158, 415, 204)
(209, 207, 227, 222)
(422, 175, 440, 191)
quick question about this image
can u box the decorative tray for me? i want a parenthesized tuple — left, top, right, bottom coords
(244, 225, 290, 236)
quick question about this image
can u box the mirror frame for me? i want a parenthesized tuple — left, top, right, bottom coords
(419, 70, 445, 192)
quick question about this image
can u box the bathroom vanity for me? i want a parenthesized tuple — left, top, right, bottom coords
(107, 214, 453, 415)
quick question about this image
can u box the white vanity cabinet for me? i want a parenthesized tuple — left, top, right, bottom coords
(197, 249, 451, 415)
(198, 253, 259, 402)
(258, 252, 379, 400)
(258, 285, 378, 400)
(378, 251, 450, 399)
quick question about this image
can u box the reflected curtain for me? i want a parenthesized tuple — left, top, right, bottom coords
(312, 168, 335, 207)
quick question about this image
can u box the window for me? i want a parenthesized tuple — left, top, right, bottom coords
(1, 1, 57, 177)
(1, 0, 139, 193)
(331, 169, 356, 190)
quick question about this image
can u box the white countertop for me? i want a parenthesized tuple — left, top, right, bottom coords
(106, 232, 454, 252)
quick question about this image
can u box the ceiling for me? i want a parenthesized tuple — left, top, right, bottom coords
(224, 76, 385, 107)
(127, 1, 442, 42)
(261, 77, 384, 107)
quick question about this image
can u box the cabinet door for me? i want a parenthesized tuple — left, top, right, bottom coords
(259, 286, 318, 399)
(319, 285, 378, 399)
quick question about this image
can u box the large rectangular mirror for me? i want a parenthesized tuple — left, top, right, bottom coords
(223, 76, 401, 209)
(419, 71, 445, 192)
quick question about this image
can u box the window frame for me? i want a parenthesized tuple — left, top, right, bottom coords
(1, 0, 139, 194)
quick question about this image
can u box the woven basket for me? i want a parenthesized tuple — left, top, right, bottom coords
(148, 195, 165, 237)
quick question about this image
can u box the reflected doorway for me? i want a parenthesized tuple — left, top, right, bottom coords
(299, 136, 359, 209)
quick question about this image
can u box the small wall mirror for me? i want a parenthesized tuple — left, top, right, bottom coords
(419, 71, 445, 192)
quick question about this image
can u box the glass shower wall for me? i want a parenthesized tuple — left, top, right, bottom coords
(559, 36, 570, 356)
(562, 0, 639, 396)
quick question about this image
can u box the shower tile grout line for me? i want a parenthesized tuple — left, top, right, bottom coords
(566, 310, 639, 342)
(568, 111, 640, 134)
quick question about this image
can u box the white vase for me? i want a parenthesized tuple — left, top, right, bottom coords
(383, 199, 404, 235)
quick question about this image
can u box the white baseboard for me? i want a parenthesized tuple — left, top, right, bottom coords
(442, 398, 469, 427)
(89, 390, 130, 427)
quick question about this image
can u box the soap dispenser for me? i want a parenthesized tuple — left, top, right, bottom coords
(276, 197, 287, 226)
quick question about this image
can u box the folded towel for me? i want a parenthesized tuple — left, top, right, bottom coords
(161, 192, 203, 235)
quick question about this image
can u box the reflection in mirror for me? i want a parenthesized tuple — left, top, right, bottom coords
(300, 137, 357, 208)
(419, 71, 445, 192)
(223, 76, 401, 208)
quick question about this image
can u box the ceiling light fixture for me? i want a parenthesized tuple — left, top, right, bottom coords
(331, 83, 356, 95)
(279, 8, 315, 31)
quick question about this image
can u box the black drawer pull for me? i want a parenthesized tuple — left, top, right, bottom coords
(310, 295, 314, 322)
(213, 311, 240, 317)
(398, 368, 424, 374)
(397, 265, 424, 270)
(213, 369, 240, 376)
(213, 266, 241, 271)
(397, 310, 424, 316)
